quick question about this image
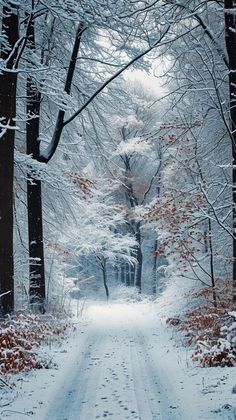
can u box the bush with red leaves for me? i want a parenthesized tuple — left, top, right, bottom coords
(192, 338, 235, 367)
(0, 314, 70, 374)
(166, 280, 236, 367)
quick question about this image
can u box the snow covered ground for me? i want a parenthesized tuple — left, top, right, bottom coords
(1, 299, 236, 420)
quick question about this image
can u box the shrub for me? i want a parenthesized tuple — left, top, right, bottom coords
(0, 314, 69, 374)
(166, 280, 236, 367)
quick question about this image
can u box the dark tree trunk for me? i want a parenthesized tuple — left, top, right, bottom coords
(225, 1, 236, 301)
(208, 219, 217, 307)
(130, 260, 135, 286)
(26, 22, 84, 311)
(120, 264, 125, 283)
(113, 231, 119, 283)
(102, 259, 109, 300)
(203, 229, 208, 254)
(39, 23, 85, 163)
(27, 179, 45, 312)
(152, 239, 158, 295)
(135, 223, 142, 292)
(26, 17, 45, 312)
(114, 263, 119, 283)
(0, 3, 19, 315)
(125, 262, 130, 286)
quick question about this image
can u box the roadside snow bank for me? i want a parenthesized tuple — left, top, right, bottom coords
(152, 277, 236, 419)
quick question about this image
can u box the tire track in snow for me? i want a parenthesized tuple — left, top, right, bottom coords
(44, 332, 105, 420)
(81, 328, 142, 419)
(131, 331, 182, 420)
(44, 303, 185, 420)
(130, 338, 160, 419)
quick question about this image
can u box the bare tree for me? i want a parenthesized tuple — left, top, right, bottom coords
(0, 2, 19, 314)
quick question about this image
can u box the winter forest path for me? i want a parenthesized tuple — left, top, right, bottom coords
(44, 302, 184, 420)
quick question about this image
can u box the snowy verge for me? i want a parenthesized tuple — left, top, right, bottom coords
(0, 307, 88, 419)
(149, 275, 236, 420)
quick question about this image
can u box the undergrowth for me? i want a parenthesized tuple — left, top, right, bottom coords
(166, 279, 236, 367)
(0, 313, 70, 374)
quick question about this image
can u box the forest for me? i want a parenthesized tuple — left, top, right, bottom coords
(0, 1, 236, 419)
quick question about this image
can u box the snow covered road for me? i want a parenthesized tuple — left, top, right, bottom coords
(2, 301, 235, 420)
(43, 303, 183, 420)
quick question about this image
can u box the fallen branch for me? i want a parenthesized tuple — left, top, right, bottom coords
(0, 377, 14, 389)
(1, 410, 31, 416)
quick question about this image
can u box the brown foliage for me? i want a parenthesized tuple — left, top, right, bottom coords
(0, 314, 69, 374)
(166, 280, 236, 367)
(69, 172, 93, 197)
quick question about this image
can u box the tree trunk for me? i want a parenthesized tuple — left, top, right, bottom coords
(102, 259, 109, 300)
(225, 1, 236, 301)
(120, 264, 125, 283)
(26, 17, 45, 312)
(25, 23, 84, 311)
(130, 260, 135, 286)
(114, 262, 119, 283)
(135, 223, 142, 292)
(27, 180, 45, 312)
(0, 3, 19, 315)
(208, 219, 217, 307)
(113, 231, 119, 284)
(203, 229, 208, 253)
(125, 262, 130, 286)
(39, 23, 85, 163)
(152, 239, 158, 295)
